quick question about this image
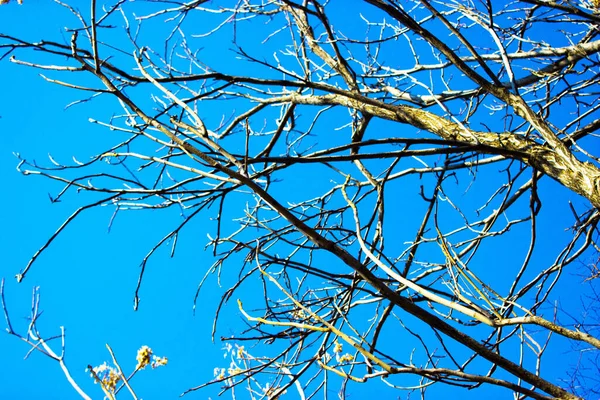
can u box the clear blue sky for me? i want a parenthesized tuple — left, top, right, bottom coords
(0, 1, 596, 399)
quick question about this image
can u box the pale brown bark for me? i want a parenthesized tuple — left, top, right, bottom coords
(269, 91, 600, 209)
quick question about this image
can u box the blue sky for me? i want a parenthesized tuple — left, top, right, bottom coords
(1, 1, 598, 399)
(0, 3, 227, 398)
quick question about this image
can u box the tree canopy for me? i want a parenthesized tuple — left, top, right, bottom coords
(1, 1, 600, 399)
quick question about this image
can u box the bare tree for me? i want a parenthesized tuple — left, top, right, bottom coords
(2, 0, 600, 398)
